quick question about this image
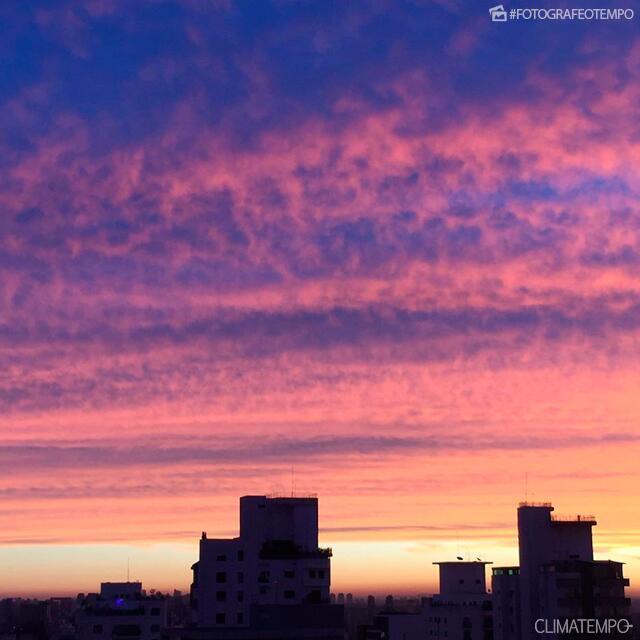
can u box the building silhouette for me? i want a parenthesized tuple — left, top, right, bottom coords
(3, 497, 633, 640)
(491, 567, 521, 640)
(423, 562, 493, 640)
(365, 562, 492, 640)
(538, 559, 629, 632)
(75, 582, 166, 640)
(365, 501, 631, 640)
(492, 502, 631, 640)
(168, 494, 344, 639)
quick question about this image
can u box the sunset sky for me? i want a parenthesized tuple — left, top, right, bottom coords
(1, 0, 640, 597)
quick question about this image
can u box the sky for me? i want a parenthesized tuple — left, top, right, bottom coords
(1, 0, 640, 597)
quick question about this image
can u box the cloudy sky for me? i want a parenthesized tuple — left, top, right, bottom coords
(1, 0, 640, 596)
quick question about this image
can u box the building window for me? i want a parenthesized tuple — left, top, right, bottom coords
(216, 571, 227, 583)
(215, 613, 226, 625)
(93, 625, 103, 634)
(284, 570, 295, 578)
(237, 550, 244, 561)
(237, 572, 244, 584)
(151, 625, 160, 632)
(317, 569, 325, 579)
(309, 569, 316, 579)
(216, 554, 227, 561)
(150, 607, 160, 616)
(308, 589, 322, 603)
(237, 612, 244, 624)
(284, 590, 295, 599)
(259, 586, 267, 595)
(216, 591, 226, 602)
(237, 591, 244, 603)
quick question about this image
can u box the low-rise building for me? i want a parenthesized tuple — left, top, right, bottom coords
(75, 582, 167, 640)
(423, 562, 493, 640)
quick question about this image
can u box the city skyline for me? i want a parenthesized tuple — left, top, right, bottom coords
(2, 0, 640, 600)
(1, 497, 636, 601)
(1, 495, 633, 640)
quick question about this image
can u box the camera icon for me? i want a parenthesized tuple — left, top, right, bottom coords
(489, 4, 508, 21)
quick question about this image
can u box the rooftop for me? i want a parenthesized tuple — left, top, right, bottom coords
(263, 492, 318, 499)
(492, 567, 520, 575)
(551, 514, 596, 524)
(518, 501, 553, 508)
(433, 561, 492, 565)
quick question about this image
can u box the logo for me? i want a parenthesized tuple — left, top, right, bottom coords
(489, 4, 508, 21)
(535, 619, 634, 635)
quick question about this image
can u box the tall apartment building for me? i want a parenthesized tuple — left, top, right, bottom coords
(180, 494, 344, 639)
(518, 503, 595, 640)
(513, 502, 630, 640)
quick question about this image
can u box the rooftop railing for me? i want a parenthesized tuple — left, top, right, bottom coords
(551, 514, 596, 523)
(265, 492, 318, 499)
(518, 501, 553, 508)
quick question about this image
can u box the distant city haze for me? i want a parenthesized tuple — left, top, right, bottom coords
(1, 1, 640, 600)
